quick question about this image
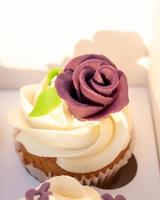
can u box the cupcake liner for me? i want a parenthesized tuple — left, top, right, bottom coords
(15, 128, 134, 187)
(80, 141, 133, 187)
(80, 127, 135, 187)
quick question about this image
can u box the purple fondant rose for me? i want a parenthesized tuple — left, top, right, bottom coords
(55, 54, 129, 120)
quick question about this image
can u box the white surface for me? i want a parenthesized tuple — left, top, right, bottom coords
(0, 87, 160, 200)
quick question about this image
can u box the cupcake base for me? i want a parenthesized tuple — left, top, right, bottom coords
(16, 140, 132, 188)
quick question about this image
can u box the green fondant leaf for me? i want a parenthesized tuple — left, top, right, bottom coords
(29, 87, 61, 117)
(47, 67, 62, 86)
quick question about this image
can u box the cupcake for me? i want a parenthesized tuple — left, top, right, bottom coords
(9, 54, 133, 187)
(22, 175, 127, 200)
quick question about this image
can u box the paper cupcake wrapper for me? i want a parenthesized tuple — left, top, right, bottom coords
(15, 128, 134, 187)
(80, 141, 133, 187)
(80, 128, 135, 187)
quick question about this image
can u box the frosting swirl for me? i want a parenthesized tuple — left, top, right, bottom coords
(23, 176, 101, 200)
(9, 81, 131, 173)
(55, 54, 129, 120)
(23, 176, 126, 200)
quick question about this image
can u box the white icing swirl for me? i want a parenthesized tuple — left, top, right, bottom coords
(9, 80, 131, 173)
(48, 176, 101, 200)
(21, 175, 102, 200)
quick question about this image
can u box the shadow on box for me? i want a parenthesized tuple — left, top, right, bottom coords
(106, 154, 138, 189)
(1, 30, 148, 189)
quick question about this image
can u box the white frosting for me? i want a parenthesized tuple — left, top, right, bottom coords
(21, 175, 102, 200)
(9, 80, 131, 173)
(48, 176, 101, 200)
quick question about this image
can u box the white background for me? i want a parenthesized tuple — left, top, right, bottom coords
(0, 0, 153, 69)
